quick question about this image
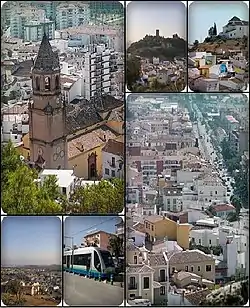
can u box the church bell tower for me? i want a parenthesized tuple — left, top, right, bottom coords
(29, 33, 68, 169)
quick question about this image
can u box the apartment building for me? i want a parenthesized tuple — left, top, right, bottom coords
(83, 230, 115, 251)
(83, 45, 117, 100)
(24, 20, 55, 42)
(10, 5, 45, 39)
(55, 3, 90, 30)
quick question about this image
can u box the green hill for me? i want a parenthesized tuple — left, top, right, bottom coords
(127, 34, 187, 60)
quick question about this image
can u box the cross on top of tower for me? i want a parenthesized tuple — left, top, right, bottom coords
(33, 32, 60, 72)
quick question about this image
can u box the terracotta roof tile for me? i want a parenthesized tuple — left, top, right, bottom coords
(102, 139, 123, 156)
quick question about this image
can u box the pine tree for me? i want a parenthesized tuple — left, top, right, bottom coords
(213, 23, 217, 36)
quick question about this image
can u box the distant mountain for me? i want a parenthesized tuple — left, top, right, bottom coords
(127, 34, 187, 60)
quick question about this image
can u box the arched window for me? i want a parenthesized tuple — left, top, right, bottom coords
(44, 77, 50, 91)
(36, 76, 40, 90)
(55, 75, 60, 89)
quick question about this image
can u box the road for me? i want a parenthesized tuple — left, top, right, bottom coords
(64, 272, 124, 306)
(193, 104, 234, 202)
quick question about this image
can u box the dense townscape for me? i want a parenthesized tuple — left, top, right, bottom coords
(126, 94, 249, 306)
(1, 1, 124, 215)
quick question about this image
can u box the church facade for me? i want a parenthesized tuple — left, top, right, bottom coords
(25, 33, 124, 179)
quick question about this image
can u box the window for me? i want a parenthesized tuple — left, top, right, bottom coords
(185, 266, 188, 272)
(55, 75, 60, 89)
(191, 266, 193, 272)
(160, 286, 165, 295)
(199, 239, 201, 244)
(210, 191, 213, 196)
(36, 76, 40, 90)
(134, 256, 138, 264)
(111, 157, 115, 167)
(198, 266, 200, 272)
(215, 191, 217, 195)
(151, 225, 154, 231)
(44, 76, 51, 91)
(111, 170, 115, 177)
(160, 269, 165, 282)
(14, 136, 17, 139)
(129, 276, 136, 289)
(209, 239, 212, 245)
(73, 254, 91, 268)
(63, 256, 66, 264)
(62, 187, 66, 195)
(172, 267, 175, 273)
(206, 265, 212, 272)
(143, 277, 149, 289)
(94, 251, 101, 272)
(105, 168, 109, 175)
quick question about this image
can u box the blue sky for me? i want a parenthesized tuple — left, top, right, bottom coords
(64, 216, 122, 248)
(127, 1, 186, 43)
(189, 1, 249, 43)
(1, 217, 61, 266)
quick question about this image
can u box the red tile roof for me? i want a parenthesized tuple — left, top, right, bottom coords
(212, 204, 235, 212)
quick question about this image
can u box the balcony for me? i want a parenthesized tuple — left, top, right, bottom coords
(128, 283, 137, 290)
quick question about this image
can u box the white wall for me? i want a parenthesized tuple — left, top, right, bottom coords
(102, 151, 123, 179)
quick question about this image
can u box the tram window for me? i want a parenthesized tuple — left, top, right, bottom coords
(74, 254, 91, 267)
(94, 251, 101, 271)
(63, 256, 66, 264)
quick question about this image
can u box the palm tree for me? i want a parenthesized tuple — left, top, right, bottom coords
(108, 235, 124, 261)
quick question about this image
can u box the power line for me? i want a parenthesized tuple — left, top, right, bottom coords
(64, 217, 118, 238)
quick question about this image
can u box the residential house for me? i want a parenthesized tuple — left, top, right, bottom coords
(211, 203, 236, 219)
(102, 139, 124, 179)
(168, 250, 215, 282)
(144, 215, 191, 249)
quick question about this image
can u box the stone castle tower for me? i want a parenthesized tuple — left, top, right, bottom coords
(29, 33, 68, 169)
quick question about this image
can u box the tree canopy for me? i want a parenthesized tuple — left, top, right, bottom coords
(69, 178, 124, 214)
(2, 141, 124, 214)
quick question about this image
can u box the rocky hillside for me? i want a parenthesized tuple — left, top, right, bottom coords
(199, 280, 248, 306)
(189, 37, 248, 55)
(127, 34, 187, 60)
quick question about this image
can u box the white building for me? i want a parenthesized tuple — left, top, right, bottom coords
(56, 3, 90, 30)
(1, 112, 29, 144)
(60, 74, 83, 104)
(192, 78, 219, 92)
(128, 227, 146, 247)
(221, 16, 249, 39)
(10, 6, 45, 39)
(39, 169, 76, 199)
(102, 139, 124, 179)
(83, 45, 115, 100)
(24, 20, 55, 42)
(190, 228, 219, 247)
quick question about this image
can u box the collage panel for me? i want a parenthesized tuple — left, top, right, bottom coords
(63, 215, 125, 306)
(125, 93, 249, 306)
(188, 1, 249, 92)
(1, 1, 125, 215)
(126, 1, 187, 93)
(1, 216, 62, 306)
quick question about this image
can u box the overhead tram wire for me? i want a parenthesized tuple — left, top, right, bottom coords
(69, 216, 118, 237)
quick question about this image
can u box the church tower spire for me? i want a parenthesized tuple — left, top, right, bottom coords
(29, 33, 68, 170)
